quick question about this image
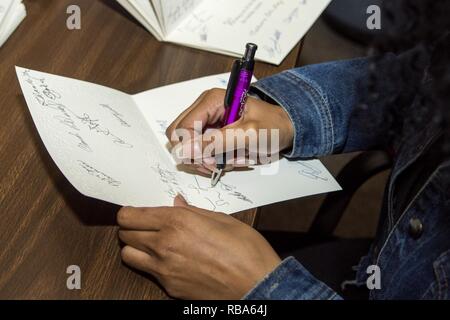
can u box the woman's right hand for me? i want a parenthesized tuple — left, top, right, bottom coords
(165, 88, 294, 175)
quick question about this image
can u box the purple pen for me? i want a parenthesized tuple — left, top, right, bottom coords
(211, 43, 258, 187)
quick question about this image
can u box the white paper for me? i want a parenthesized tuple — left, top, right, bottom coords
(116, 0, 331, 65)
(16, 67, 341, 214)
(116, 0, 163, 40)
(167, 0, 331, 64)
(150, 0, 164, 33)
(157, 0, 202, 35)
(0, 0, 12, 26)
(0, 0, 26, 47)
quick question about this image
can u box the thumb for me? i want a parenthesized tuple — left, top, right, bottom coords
(174, 194, 189, 207)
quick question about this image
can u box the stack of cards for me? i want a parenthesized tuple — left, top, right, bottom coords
(0, 0, 26, 48)
(116, 0, 331, 65)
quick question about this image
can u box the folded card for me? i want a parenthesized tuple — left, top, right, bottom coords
(116, 0, 332, 65)
(16, 67, 341, 214)
(0, 0, 26, 47)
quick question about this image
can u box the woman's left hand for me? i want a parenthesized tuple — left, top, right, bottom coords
(117, 195, 281, 300)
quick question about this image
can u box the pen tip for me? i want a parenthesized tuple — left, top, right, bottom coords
(210, 169, 223, 187)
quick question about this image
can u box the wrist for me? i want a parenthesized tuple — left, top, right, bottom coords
(277, 106, 294, 151)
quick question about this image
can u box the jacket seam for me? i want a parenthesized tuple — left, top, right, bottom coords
(252, 81, 303, 158)
(285, 70, 335, 155)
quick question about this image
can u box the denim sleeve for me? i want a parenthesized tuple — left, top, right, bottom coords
(250, 55, 395, 158)
(243, 257, 342, 300)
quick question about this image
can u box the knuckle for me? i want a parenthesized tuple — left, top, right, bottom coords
(207, 87, 222, 96)
(244, 120, 258, 132)
(163, 230, 179, 248)
(157, 266, 171, 279)
(158, 240, 176, 259)
(206, 88, 224, 101)
(156, 231, 180, 259)
(165, 210, 181, 228)
(151, 234, 163, 251)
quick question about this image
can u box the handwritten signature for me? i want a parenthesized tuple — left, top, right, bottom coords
(68, 132, 92, 152)
(263, 30, 282, 58)
(78, 160, 121, 186)
(152, 163, 253, 211)
(100, 104, 131, 128)
(76, 113, 133, 148)
(296, 162, 328, 181)
(21, 70, 133, 149)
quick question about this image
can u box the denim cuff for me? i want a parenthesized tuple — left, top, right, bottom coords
(251, 70, 335, 159)
(242, 256, 342, 300)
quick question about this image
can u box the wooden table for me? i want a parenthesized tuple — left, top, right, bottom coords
(0, 0, 303, 299)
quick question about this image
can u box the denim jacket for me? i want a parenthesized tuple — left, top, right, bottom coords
(244, 52, 450, 300)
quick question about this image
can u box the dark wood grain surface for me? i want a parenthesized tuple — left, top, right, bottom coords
(0, 0, 302, 299)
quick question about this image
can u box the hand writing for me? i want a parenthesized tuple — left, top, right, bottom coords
(165, 88, 294, 174)
(117, 195, 281, 299)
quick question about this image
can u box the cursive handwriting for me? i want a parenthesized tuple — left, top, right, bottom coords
(250, 0, 284, 36)
(100, 104, 131, 128)
(68, 132, 92, 152)
(76, 113, 133, 148)
(152, 163, 253, 211)
(78, 160, 121, 186)
(151, 163, 190, 202)
(296, 162, 328, 181)
(179, 10, 213, 42)
(21, 70, 133, 149)
(284, 0, 307, 24)
(284, 7, 298, 24)
(223, 1, 263, 27)
(263, 29, 282, 58)
(164, 0, 202, 31)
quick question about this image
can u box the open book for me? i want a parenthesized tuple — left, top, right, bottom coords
(16, 67, 341, 214)
(0, 0, 25, 47)
(116, 0, 331, 65)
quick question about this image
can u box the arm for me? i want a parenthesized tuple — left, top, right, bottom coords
(243, 256, 342, 300)
(242, 57, 393, 300)
(116, 195, 343, 300)
(250, 55, 395, 159)
(141, 55, 399, 300)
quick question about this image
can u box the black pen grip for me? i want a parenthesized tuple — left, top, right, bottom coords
(224, 59, 241, 108)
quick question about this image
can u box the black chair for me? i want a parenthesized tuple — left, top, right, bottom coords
(259, 150, 392, 298)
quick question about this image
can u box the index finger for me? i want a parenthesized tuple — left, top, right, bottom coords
(165, 88, 226, 147)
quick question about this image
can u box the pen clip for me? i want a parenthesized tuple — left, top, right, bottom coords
(224, 59, 242, 108)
